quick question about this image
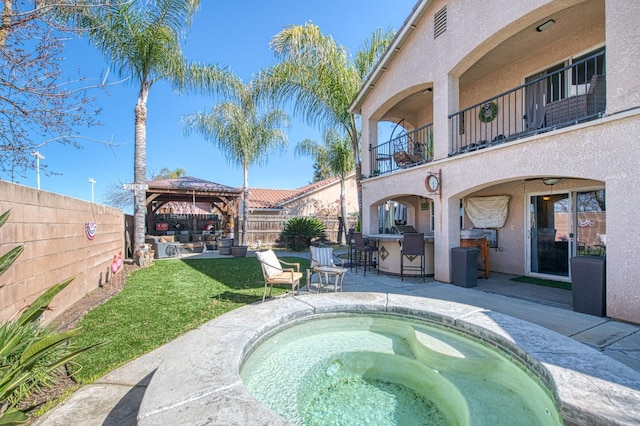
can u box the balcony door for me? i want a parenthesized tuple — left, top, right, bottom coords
(525, 64, 565, 131)
(528, 193, 571, 278)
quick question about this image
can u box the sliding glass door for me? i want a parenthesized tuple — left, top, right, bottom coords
(575, 189, 606, 257)
(528, 189, 606, 279)
(529, 193, 571, 278)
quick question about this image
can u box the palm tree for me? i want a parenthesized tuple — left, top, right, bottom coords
(296, 129, 354, 244)
(155, 167, 187, 179)
(257, 22, 395, 216)
(182, 77, 289, 246)
(80, 0, 239, 253)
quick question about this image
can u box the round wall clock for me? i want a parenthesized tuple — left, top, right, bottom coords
(425, 173, 440, 193)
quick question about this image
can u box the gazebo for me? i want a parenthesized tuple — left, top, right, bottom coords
(145, 176, 242, 239)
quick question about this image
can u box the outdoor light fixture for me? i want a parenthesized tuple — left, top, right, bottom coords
(31, 151, 45, 190)
(542, 178, 561, 186)
(536, 19, 555, 32)
(422, 87, 433, 94)
(88, 178, 96, 202)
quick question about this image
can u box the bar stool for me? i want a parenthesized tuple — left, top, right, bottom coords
(354, 232, 378, 276)
(400, 233, 425, 282)
(347, 228, 356, 269)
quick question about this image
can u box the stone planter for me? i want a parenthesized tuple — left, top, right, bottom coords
(218, 238, 233, 255)
(231, 245, 248, 257)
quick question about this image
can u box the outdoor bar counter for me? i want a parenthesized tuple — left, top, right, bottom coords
(367, 233, 435, 276)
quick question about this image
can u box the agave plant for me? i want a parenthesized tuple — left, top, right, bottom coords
(0, 210, 102, 424)
(282, 217, 327, 251)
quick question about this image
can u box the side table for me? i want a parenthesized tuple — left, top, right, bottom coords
(310, 266, 347, 293)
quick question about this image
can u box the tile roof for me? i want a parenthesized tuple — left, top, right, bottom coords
(249, 176, 342, 209)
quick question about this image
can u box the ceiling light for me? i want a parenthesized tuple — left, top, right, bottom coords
(542, 178, 561, 186)
(536, 19, 555, 32)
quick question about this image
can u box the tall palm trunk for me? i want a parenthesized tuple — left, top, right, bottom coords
(133, 84, 150, 253)
(349, 129, 363, 230)
(241, 162, 249, 246)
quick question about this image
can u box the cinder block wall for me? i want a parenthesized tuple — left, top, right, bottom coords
(0, 181, 124, 324)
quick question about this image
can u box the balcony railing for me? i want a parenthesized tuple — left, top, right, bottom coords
(368, 123, 433, 177)
(449, 50, 606, 156)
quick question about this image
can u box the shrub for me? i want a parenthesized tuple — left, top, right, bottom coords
(282, 217, 327, 250)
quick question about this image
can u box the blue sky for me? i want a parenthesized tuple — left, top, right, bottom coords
(18, 1, 416, 205)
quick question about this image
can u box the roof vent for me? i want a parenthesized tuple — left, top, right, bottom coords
(434, 6, 447, 39)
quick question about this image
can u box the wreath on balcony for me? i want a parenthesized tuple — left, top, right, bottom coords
(479, 101, 498, 123)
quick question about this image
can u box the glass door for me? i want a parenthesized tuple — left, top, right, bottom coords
(575, 189, 606, 257)
(528, 193, 571, 278)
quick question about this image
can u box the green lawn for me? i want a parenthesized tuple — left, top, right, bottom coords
(70, 256, 309, 383)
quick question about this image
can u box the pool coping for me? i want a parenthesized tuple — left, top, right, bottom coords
(136, 292, 640, 425)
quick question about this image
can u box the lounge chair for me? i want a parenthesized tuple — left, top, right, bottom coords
(256, 249, 302, 302)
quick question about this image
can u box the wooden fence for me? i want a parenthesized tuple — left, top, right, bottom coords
(239, 215, 358, 247)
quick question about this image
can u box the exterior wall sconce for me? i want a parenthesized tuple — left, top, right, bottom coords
(536, 19, 555, 32)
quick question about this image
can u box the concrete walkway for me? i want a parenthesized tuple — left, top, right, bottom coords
(34, 250, 640, 425)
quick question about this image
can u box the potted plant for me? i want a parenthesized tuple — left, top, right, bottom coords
(231, 245, 248, 257)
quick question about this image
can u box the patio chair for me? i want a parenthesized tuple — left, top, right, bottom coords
(256, 249, 303, 302)
(393, 150, 413, 168)
(400, 233, 425, 282)
(308, 246, 346, 292)
(353, 232, 378, 276)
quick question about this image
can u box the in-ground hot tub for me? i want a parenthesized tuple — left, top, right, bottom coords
(241, 314, 562, 425)
(136, 293, 640, 425)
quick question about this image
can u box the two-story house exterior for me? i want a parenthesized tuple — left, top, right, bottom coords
(350, 0, 639, 323)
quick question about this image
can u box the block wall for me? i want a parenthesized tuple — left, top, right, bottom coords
(0, 181, 124, 323)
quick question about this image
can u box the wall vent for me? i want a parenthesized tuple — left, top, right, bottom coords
(434, 6, 447, 39)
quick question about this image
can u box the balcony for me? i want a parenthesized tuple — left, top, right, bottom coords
(368, 123, 433, 177)
(449, 50, 605, 155)
(366, 51, 605, 178)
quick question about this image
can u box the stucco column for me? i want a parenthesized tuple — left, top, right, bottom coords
(361, 118, 378, 177)
(360, 183, 372, 234)
(432, 74, 459, 160)
(605, 1, 640, 114)
(433, 196, 460, 283)
(605, 173, 640, 324)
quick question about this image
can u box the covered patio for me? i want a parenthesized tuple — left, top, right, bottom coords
(144, 177, 242, 254)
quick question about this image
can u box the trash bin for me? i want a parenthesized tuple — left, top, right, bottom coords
(571, 256, 606, 316)
(218, 238, 233, 255)
(451, 247, 479, 288)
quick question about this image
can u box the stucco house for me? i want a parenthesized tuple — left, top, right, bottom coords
(244, 174, 358, 245)
(247, 174, 358, 217)
(350, 0, 639, 324)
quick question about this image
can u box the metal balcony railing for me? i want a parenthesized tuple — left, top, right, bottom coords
(449, 50, 605, 156)
(368, 123, 433, 177)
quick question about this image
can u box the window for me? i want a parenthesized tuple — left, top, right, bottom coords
(570, 48, 605, 96)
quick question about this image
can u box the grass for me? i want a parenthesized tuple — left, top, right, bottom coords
(69, 256, 309, 383)
(510, 275, 572, 290)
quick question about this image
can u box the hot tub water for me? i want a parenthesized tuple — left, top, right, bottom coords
(240, 315, 561, 426)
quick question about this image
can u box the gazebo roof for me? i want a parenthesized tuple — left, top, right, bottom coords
(146, 176, 241, 196)
(145, 176, 241, 218)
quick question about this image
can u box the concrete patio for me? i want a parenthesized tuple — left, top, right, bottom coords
(34, 250, 640, 425)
